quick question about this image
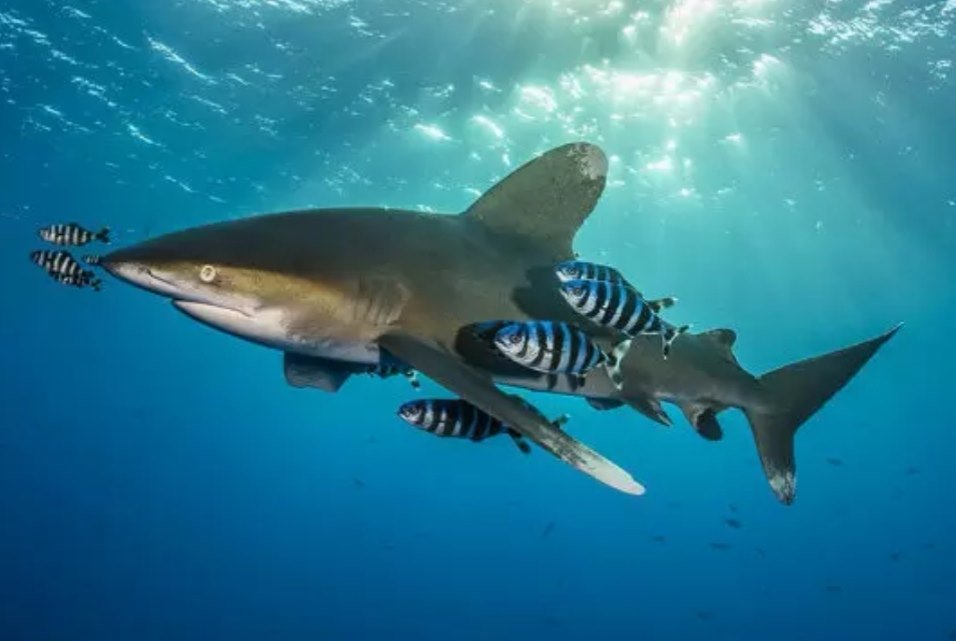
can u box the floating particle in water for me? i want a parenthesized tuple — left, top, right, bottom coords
(710, 542, 731, 551)
(755, 547, 766, 559)
(352, 477, 366, 490)
(826, 457, 844, 467)
(651, 535, 667, 544)
(825, 584, 843, 593)
(905, 466, 919, 476)
(889, 551, 902, 562)
(541, 521, 556, 539)
(728, 504, 738, 513)
(921, 542, 937, 550)
(696, 611, 715, 621)
(724, 518, 742, 529)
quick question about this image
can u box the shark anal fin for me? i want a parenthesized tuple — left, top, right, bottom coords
(623, 396, 672, 427)
(463, 143, 607, 259)
(283, 352, 355, 392)
(679, 402, 724, 441)
(378, 331, 644, 495)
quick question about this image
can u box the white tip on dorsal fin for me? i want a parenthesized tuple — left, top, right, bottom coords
(463, 142, 608, 259)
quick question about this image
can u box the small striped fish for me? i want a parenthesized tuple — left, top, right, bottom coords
(366, 364, 420, 389)
(559, 279, 688, 357)
(555, 260, 634, 289)
(398, 398, 568, 453)
(38, 223, 110, 246)
(30, 250, 102, 291)
(493, 320, 630, 386)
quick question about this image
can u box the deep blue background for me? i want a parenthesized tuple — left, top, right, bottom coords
(1, 0, 954, 639)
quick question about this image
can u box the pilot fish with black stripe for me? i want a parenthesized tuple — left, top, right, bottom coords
(493, 320, 631, 387)
(555, 259, 631, 288)
(554, 259, 677, 310)
(38, 223, 110, 247)
(559, 279, 689, 357)
(398, 398, 569, 454)
(30, 250, 102, 291)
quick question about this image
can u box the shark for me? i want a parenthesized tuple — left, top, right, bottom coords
(101, 142, 899, 503)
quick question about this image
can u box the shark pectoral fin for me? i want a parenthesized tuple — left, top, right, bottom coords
(283, 352, 354, 392)
(463, 143, 607, 259)
(378, 331, 644, 496)
(679, 402, 724, 441)
(622, 396, 673, 427)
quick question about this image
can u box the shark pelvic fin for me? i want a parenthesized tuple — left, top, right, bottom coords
(283, 352, 355, 392)
(622, 395, 673, 427)
(378, 331, 644, 495)
(463, 142, 608, 259)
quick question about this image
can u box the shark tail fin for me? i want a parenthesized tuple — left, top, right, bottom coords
(743, 324, 901, 505)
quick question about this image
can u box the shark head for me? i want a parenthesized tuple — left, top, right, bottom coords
(102, 221, 274, 316)
(100, 215, 380, 358)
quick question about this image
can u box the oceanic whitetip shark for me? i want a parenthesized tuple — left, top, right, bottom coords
(101, 142, 899, 503)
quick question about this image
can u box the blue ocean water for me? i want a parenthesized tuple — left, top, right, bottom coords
(1, 0, 954, 639)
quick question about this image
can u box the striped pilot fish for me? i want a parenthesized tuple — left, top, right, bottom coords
(559, 279, 689, 357)
(554, 259, 631, 287)
(397, 398, 569, 453)
(38, 223, 110, 247)
(30, 250, 102, 291)
(554, 259, 678, 314)
(366, 363, 420, 389)
(493, 320, 631, 387)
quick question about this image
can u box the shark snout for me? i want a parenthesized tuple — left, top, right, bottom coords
(99, 252, 193, 300)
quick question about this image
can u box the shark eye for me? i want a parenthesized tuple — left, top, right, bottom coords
(199, 265, 217, 283)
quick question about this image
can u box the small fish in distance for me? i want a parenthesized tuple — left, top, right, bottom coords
(38, 222, 110, 246)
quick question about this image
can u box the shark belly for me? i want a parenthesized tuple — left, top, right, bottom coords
(173, 300, 382, 364)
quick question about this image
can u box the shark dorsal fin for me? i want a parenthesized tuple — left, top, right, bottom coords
(463, 142, 607, 259)
(703, 329, 737, 348)
(702, 329, 738, 363)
